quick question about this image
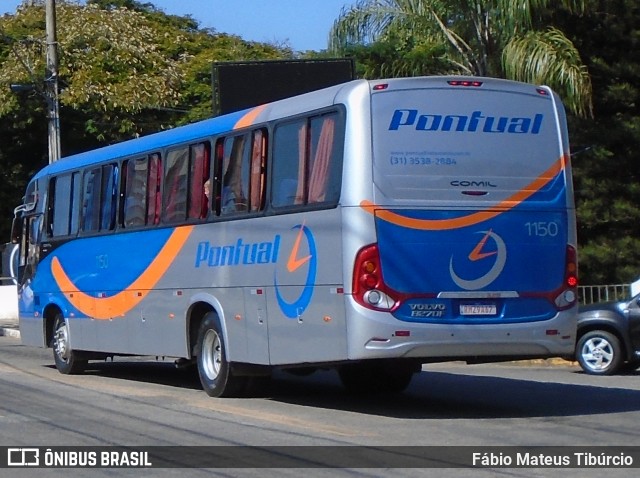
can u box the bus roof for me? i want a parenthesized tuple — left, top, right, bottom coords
(32, 76, 557, 180)
(32, 79, 360, 180)
(33, 108, 251, 179)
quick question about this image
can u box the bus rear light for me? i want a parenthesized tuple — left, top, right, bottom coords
(353, 244, 400, 311)
(448, 80, 483, 87)
(364, 289, 395, 310)
(361, 274, 379, 289)
(553, 245, 578, 309)
(365, 289, 382, 304)
(554, 289, 576, 309)
(362, 260, 376, 273)
(565, 245, 578, 289)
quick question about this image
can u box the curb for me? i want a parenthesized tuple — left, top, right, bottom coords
(510, 357, 577, 367)
(0, 326, 20, 339)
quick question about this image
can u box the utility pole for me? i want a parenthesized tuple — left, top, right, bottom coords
(45, 0, 61, 163)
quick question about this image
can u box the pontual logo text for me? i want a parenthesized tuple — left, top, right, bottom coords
(388, 109, 543, 134)
(195, 236, 280, 268)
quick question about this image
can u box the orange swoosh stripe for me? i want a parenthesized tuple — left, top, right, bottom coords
(51, 226, 194, 320)
(361, 156, 566, 231)
(468, 230, 497, 261)
(287, 226, 311, 272)
(234, 104, 267, 130)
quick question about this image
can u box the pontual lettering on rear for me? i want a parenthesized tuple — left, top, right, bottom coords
(388, 109, 543, 134)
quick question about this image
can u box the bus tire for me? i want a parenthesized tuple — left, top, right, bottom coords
(576, 330, 623, 375)
(196, 312, 246, 397)
(51, 314, 87, 375)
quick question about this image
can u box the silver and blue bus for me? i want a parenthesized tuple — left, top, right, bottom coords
(12, 76, 578, 396)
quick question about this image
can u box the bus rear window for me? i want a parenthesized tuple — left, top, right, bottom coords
(372, 89, 562, 204)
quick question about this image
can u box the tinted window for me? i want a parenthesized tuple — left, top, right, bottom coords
(272, 112, 342, 208)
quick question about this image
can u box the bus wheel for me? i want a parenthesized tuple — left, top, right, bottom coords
(51, 314, 87, 375)
(196, 312, 246, 397)
(338, 361, 415, 394)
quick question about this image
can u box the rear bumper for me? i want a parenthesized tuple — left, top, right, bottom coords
(345, 300, 577, 361)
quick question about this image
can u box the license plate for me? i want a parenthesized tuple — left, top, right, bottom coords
(460, 304, 497, 315)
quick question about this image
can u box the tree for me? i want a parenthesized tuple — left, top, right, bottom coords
(555, 0, 640, 284)
(0, 0, 290, 241)
(0, 1, 187, 143)
(330, 0, 593, 118)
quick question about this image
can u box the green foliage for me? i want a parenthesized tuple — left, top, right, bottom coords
(558, 0, 640, 283)
(330, 0, 593, 118)
(342, 28, 454, 78)
(503, 27, 592, 118)
(0, 1, 189, 140)
(0, 0, 290, 241)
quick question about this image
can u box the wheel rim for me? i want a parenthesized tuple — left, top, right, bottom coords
(201, 329, 222, 381)
(53, 321, 70, 363)
(580, 337, 614, 372)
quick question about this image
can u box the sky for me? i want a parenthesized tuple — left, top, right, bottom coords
(0, 0, 359, 51)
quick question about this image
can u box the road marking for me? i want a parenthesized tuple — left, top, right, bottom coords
(192, 400, 372, 438)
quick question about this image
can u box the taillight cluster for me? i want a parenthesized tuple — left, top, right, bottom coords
(555, 244, 578, 309)
(447, 80, 483, 87)
(565, 245, 578, 288)
(352, 244, 398, 311)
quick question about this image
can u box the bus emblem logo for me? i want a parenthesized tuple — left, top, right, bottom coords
(274, 223, 317, 319)
(449, 230, 506, 290)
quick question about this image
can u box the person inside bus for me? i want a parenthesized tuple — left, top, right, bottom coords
(203, 179, 211, 200)
(197, 178, 211, 219)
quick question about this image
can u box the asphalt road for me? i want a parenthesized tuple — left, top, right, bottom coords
(1, 334, 639, 478)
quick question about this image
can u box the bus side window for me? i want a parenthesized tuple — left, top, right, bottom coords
(100, 164, 118, 231)
(82, 168, 102, 232)
(187, 142, 211, 220)
(50, 175, 69, 236)
(272, 112, 341, 209)
(249, 129, 267, 212)
(162, 147, 189, 223)
(49, 172, 81, 237)
(70, 172, 81, 234)
(147, 153, 162, 225)
(272, 120, 305, 207)
(220, 135, 249, 215)
(213, 139, 224, 216)
(123, 157, 148, 228)
(308, 114, 338, 204)
(81, 164, 119, 233)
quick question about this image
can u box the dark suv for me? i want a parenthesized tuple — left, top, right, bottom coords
(575, 293, 640, 375)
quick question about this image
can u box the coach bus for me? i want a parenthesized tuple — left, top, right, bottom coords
(12, 76, 578, 397)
